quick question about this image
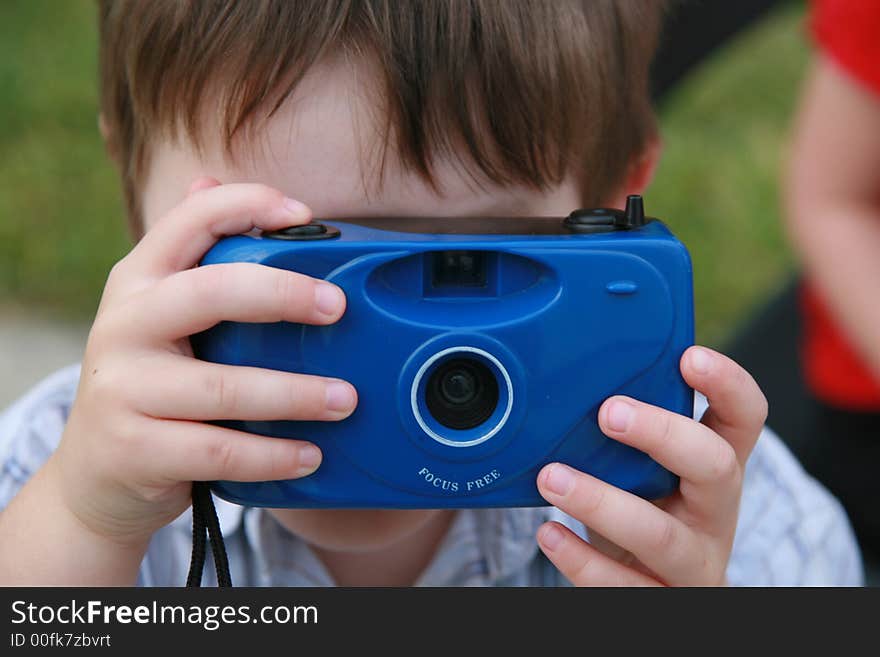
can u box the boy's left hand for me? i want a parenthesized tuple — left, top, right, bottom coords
(536, 346, 768, 586)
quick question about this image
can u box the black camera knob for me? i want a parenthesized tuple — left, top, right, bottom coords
(623, 195, 646, 228)
(565, 195, 648, 232)
(564, 207, 625, 231)
(263, 222, 341, 240)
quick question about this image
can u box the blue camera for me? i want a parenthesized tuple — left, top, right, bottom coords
(194, 195, 694, 508)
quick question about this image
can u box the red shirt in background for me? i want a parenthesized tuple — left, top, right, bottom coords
(802, 0, 880, 409)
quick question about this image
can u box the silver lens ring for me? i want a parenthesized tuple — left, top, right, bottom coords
(410, 346, 513, 448)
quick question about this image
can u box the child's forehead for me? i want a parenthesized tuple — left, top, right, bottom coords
(142, 59, 579, 226)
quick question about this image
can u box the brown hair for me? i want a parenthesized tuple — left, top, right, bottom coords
(98, 0, 665, 236)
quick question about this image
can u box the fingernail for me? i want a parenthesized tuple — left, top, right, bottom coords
(283, 197, 310, 218)
(689, 348, 713, 375)
(606, 399, 634, 432)
(545, 464, 574, 496)
(297, 445, 322, 476)
(539, 524, 565, 552)
(315, 282, 344, 316)
(326, 381, 355, 413)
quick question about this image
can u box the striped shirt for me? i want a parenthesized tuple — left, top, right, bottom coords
(0, 364, 865, 586)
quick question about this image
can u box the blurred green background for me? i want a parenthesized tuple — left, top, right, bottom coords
(0, 1, 809, 345)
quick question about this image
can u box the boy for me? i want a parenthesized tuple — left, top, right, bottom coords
(0, 0, 863, 586)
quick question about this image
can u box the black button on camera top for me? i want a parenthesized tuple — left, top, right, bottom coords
(564, 195, 648, 232)
(288, 223, 327, 236)
(564, 208, 621, 233)
(263, 222, 341, 240)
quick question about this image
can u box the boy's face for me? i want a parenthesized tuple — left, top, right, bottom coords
(141, 58, 586, 231)
(137, 60, 612, 553)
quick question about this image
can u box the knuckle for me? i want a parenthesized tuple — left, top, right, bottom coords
(107, 415, 149, 463)
(728, 362, 755, 397)
(274, 270, 306, 311)
(86, 315, 116, 348)
(206, 371, 238, 413)
(206, 439, 236, 478)
(89, 301, 137, 346)
(106, 258, 128, 286)
(651, 515, 679, 553)
(711, 441, 740, 483)
(190, 266, 225, 305)
(578, 483, 606, 517)
(648, 410, 674, 451)
(89, 364, 127, 403)
(266, 442, 293, 479)
(283, 378, 308, 414)
(726, 363, 768, 430)
(729, 463, 745, 492)
(755, 390, 770, 426)
(730, 367, 753, 401)
(691, 549, 722, 586)
(251, 184, 284, 211)
(572, 553, 597, 585)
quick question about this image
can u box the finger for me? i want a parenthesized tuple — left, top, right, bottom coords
(135, 356, 357, 421)
(598, 395, 741, 523)
(599, 396, 740, 488)
(187, 176, 222, 196)
(107, 262, 346, 342)
(145, 419, 323, 483)
(536, 522, 661, 587)
(680, 346, 768, 466)
(128, 183, 312, 277)
(538, 463, 711, 586)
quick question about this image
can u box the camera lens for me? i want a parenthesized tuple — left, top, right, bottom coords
(426, 358, 499, 430)
(440, 370, 476, 405)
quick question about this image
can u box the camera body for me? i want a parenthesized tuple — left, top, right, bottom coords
(194, 196, 694, 508)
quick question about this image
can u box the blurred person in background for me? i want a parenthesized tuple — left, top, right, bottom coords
(783, 0, 880, 554)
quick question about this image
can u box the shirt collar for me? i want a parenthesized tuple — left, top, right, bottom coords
(241, 505, 557, 587)
(416, 506, 551, 586)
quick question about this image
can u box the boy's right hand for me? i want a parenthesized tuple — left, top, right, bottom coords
(49, 178, 357, 549)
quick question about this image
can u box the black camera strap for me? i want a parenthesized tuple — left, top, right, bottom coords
(186, 482, 232, 587)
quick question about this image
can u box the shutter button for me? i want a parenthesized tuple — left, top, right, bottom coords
(263, 222, 341, 240)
